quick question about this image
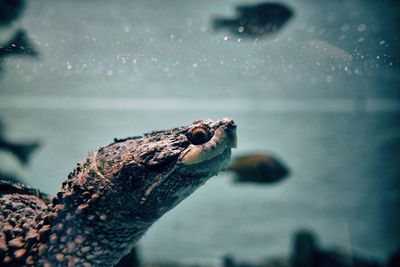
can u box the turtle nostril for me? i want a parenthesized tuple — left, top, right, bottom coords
(222, 118, 236, 129)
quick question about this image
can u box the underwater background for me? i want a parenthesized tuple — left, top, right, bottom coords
(0, 0, 399, 265)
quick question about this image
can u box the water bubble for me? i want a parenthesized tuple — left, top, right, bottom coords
(340, 24, 350, 32)
(357, 24, 367, 32)
(238, 26, 244, 33)
(185, 18, 193, 26)
(123, 26, 130, 33)
(107, 70, 113, 76)
(224, 36, 229, 41)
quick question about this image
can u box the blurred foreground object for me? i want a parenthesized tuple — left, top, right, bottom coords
(114, 247, 141, 267)
(221, 230, 381, 267)
(291, 229, 381, 267)
(228, 153, 290, 184)
(387, 249, 400, 267)
(213, 2, 293, 37)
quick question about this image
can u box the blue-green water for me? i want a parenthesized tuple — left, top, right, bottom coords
(0, 0, 399, 263)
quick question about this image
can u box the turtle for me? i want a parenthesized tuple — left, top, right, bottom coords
(0, 118, 237, 266)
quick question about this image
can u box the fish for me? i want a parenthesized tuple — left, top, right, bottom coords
(213, 2, 294, 37)
(0, 29, 39, 58)
(0, 0, 26, 27)
(0, 0, 38, 74)
(0, 120, 41, 165)
(228, 152, 289, 184)
(0, 170, 24, 184)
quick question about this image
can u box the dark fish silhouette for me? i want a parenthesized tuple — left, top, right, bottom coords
(0, 120, 41, 165)
(0, 29, 39, 58)
(0, 138, 40, 165)
(0, 170, 24, 184)
(228, 153, 289, 184)
(213, 2, 293, 37)
(0, 0, 38, 73)
(0, 0, 26, 26)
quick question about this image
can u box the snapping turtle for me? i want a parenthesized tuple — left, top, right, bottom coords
(0, 118, 237, 266)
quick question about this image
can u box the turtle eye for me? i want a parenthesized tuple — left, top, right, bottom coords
(187, 125, 212, 145)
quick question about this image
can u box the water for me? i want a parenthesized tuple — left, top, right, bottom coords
(0, 0, 399, 263)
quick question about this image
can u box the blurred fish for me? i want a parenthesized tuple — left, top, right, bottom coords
(0, 170, 24, 184)
(228, 153, 289, 184)
(213, 2, 293, 37)
(0, 0, 26, 27)
(0, 0, 38, 73)
(0, 0, 26, 46)
(0, 120, 41, 165)
(0, 138, 40, 165)
(0, 29, 39, 58)
(0, 29, 39, 59)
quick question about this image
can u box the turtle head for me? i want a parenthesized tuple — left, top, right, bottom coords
(92, 118, 237, 223)
(50, 119, 236, 265)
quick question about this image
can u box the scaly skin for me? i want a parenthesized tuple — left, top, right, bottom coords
(0, 118, 237, 266)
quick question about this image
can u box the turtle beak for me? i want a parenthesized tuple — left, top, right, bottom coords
(222, 118, 237, 149)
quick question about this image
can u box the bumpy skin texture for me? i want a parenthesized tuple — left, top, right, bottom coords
(0, 118, 236, 267)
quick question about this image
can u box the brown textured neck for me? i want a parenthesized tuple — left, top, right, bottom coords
(40, 153, 152, 266)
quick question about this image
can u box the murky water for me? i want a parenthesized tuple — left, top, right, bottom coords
(0, 0, 399, 263)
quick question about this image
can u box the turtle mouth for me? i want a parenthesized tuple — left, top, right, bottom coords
(180, 124, 237, 165)
(189, 148, 232, 170)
